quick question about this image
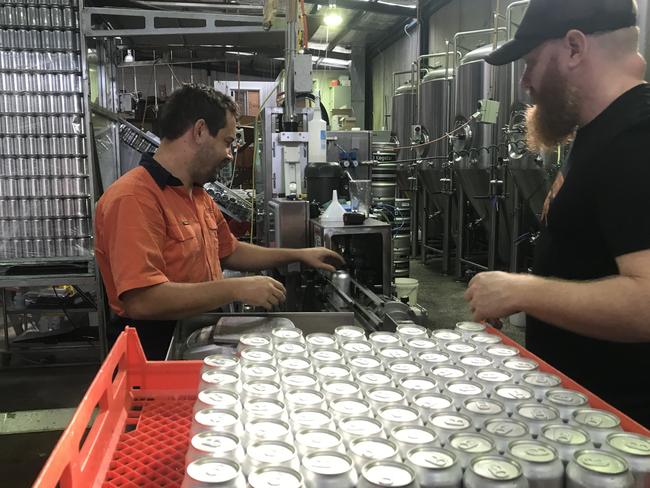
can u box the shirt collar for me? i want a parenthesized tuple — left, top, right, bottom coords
(139, 152, 184, 189)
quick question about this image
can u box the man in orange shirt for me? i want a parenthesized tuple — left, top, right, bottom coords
(95, 85, 343, 359)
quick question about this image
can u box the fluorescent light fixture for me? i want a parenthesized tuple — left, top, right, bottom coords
(308, 42, 351, 54)
(226, 51, 254, 56)
(311, 55, 351, 67)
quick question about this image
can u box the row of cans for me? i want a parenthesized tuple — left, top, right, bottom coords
(0, 50, 80, 72)
(0, 114, 84, 135)
(0, 68, 82, 95)
(0, 28, 80, 50)
(0, 236, 91, 258)
(0, 5, 79, 29)
(119, 124, 159, 154)
(0, 196, 90, 218)
(0, 93, 83, 113)
(2, 135, 86, 156)
(0, 175, 89, 197)
(1, 156, 88, 176)
(0, 217, 90, 237)
(2, 0, 78, 5)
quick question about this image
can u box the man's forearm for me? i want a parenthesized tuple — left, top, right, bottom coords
(222, 242, 302, 271)
(519, 274, 650, 342)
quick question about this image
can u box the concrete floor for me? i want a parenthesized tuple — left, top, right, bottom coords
(0, 259, 526, 487)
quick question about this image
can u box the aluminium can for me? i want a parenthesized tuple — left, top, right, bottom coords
(244, 418, 292, 444)
(604, 432, 650, 488)
(289, 408, 334, 431)
(241, 398, 287, 423)
(202, 354, 239, 374)
(511, 402, 561, 438)
(417, 350, 453, 368)
(443, 379, 485, 409)
(474, 367, 514, 394)
(240, 380, 283, 402)
(377, 405, 422, 432)
(412, 392, 455, 419)
(455, 321, 487, 339)
(406, 446, 462, 488)
(493, 384, 536, 415)
(295, 428, 345, 457)
(340, 340, 374, 358)
(191, 408, 243, 438)
(396, 323, 428, 342)
(521, 371, 562, 401)
(386, 359, 423, 381)
(540, 424, 592, 464)
(356, 370, 394, 392)
(405, 336, 438, 355)
(461, 397, 506, 430)
(301, 451, 358, 488)
(244, 440, 299, 476)
(464, 455, 528, 488)
(277, 356, 312, 375)
(447, 432, 497, 469)
(428, 412, 474, 446)
(369, 331, 401, 349)
(316, 363, 353, 382)
(237, 333, 272, 351)
(358, 461, 417, 488)
(330, 397, 373, 420)
(543, 388, 589, 421)
(271, 326, 303, 344)
(185, 431, 245, 465)
(309, 347, 345, 367)
(378, 345, 411, 363)
(241, 363, 279, 383)
(248, 467, 304, 488)
(430, 364, 468, 384)
(398, 375, 437, 402)
(366, 386, 408, 411)
(198, 369, 240, 393)
(485, 344, 520, 360)
(305, 332, 337, 350)
(483, 418, 530, 455)
(506, 439, 564, 488)
(181, 457, 245, 488)
(334, 325, 366, 343)
(321, 379, 361, 401)
(458, 353, 494, 374)
(284, 388, 326, 411)
(275, 340, 308, 357)
(339, 416, 385, 445)
(347, 354, 383, 375)
(566, 449, 633, 488)
(569, 408, 621, 447)
(431, 329, 463, 344)
(501, 357, 539, 383)
(194, 388, 241, 414)
(281, 372, 318, 390)
(239, 347, 275, 367)
(349, 437, 401, 471)
(443, 341, 478, 359)
(389, 425, 438, 457)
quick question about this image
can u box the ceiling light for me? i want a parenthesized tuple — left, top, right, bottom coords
(323, 3, 342, 27)
(123, 49, 134, 63)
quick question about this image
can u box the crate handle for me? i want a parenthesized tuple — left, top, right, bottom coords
(33, 328, 147, 488)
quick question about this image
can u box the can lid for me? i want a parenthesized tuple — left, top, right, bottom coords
(369, 331, 401, 344)
(406, 337, 437, 349)
(460, 354, 493, 368)
(191, 431, 239, 453)
(342, 341, 373, 354)
(241, 348, 274, 362)
(445, 342, 476, 354)
(286, 389, 324, 406)
(456, 321, 486, 333)
(341, 417, 383, 436)
(198, 389, 239, 408)
(306, 333, 336, 347)
(244, 380, 281, 396)
(203, 354, 239, 369)
(430, 413, 472, 430)
(186, 457, 240, 483)
(379, 346, 411, 359)
(522, 371, 561, 387)
(276, 341, 307, 355)
(484, 418, 529, 438)
(318, 364, 352, 378)
(362, 461, 415, 487)
(248, 440, 295, 463)
(470, 332, 501, 344)
(574, 450, 629, 475)
(302, 451, 353, 475)
(407, 447, 456, 469)
(418, 351, 451, 364)
(248, 466, 303, 488)
(194, 408, 238, 426)
(485, 345, 519, 357)
(311, 348, 344, 362)
(449, 433, 494, 453)
(572, 408, 620, 430)
(545, 388, 588, 406)
(358, 371, 393, 386)
(392, 426, 436, 445)
(607, 433, 650, 456)
(475, 368, 512, 383)
(278, 357, 311, 371)
(413, 393, 453, 410)
(389, 361, 422, 374)
(400, 376, 436, 392)
(432, 329, 462, 341)
(201, 370, 239, 386)
(378, 406, 420, 423)
(240, 334, 272, 348)
(396, 324, 427, 336)
(542, 425, 590, 445)
(296, 428, 341, 449)
(516, 403, 559, 422)
(368, 387, 405, 403)
(351, 437, 398, 459)
(335, 325, 365, 340)
(282, 372, 318, 388)
(244, 364, 278, 378)
(272, 327, 303, 340)
(446, 381, 483, 396)
(464, 398, 503, 415)
(323, 380, 359, 396)
(349, 355, 382, 369)
(502, 358, 538, 372)
(494, 385, 534, 400)
(291, 408, 332, 427)
(246, 419, 290, 439)
(244, 398, 285, 416)
(332, 397, 371, 416)
(508, 440, 558, 463)
(431, 365, 466, 379)
(470, 456, 522, 481)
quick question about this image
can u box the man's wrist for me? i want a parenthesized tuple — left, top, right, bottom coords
(512, 273, 538, 313)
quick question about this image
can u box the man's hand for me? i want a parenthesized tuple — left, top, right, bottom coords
(231, 276, 287, 310)
(298, 247, 345, 272)
(464, 271, 531, 321)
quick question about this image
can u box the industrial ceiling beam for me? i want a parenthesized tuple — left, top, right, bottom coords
(325, 9, 366, 52)
(305, 0, 416, 17)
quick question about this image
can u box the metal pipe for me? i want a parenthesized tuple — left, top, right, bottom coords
(284, 0, 298, 129)
(452, 27, 507, 71)
(392, 70, 412, 96)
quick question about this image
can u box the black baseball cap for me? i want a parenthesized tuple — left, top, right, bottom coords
(486, 0, 638, 65)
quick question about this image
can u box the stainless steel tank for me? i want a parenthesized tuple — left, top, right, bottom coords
(453, 43, 513, 264)
(391, 83, 416, 162)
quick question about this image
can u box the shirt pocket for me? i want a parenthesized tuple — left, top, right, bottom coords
(166, 220, 200, 262)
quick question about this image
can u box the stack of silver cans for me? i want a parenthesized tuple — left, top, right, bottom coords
(0, 1, 91, 260)
(182, 322, 649, 488)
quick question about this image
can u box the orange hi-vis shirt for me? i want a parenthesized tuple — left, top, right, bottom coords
(94, 154, 238, 317)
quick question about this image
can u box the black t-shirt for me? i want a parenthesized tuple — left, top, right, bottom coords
(527, 83, 650, 427)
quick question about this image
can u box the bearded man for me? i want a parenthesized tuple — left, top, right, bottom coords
(464, 0, 650, 427)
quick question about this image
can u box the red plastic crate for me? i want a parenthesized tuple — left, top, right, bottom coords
(34, 326, 650, 488)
